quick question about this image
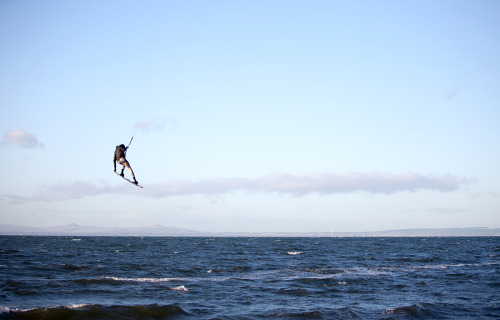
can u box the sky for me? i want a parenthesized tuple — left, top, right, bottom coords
(1, 0, 499, 233)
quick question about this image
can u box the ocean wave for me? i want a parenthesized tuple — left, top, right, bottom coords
(414, 261, 499, 271)
(0, 304, 90, 314)
(276, 287, 311, 296)
(272, 310, 326, 318)
(269, 307, 363, 319)
(1, 303, 187, 319)
(384, 303, 454, 319)
(58, 263, 88, 272)
(57, 261, 500, 292)
(73, 276, 189, 286)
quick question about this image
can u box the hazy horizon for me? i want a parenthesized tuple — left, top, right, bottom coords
(1, 223, 498, 238)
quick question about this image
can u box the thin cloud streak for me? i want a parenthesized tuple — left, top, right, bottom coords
(5, 172, 473, 203)
(134, 117, 178, 134)
(6, 182, 115, 204)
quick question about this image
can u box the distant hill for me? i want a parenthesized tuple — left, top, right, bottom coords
(0, 224, 498, 237)
(0, 223, 204, 237)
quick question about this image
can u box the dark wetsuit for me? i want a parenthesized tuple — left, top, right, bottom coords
(114, 144, 136, 182)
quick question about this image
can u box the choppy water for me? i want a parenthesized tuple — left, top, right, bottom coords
(0, 236, 499, 319)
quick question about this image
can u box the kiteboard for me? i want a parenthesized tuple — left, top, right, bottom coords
(115, 172, 143, 188)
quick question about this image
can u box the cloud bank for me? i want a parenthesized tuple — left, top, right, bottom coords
(143, 172, 469, 198)
(2, 130, 43, 149)
(5, 172, 473, 203)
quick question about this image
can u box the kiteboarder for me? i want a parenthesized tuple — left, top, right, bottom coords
(114, 143, 138, 185)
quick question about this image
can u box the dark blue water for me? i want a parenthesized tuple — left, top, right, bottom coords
(0, 236, 499, 319)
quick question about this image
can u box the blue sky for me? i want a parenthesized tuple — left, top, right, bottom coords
(1, 0, 499, 232)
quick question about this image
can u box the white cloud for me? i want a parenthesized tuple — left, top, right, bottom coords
(6, 171, 473, 203)
(2, 130, 43, 149)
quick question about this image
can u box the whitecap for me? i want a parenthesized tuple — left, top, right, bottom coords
(287, 251, 302, 255)
(0, 304, 93, 314)
(65, 304, 92, 309)
(172, 285, 188, 292)
(103, 276, 184, 283)
(0, 307, 14, 314)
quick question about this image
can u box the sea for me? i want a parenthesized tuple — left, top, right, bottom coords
(0, 236, 498, 319)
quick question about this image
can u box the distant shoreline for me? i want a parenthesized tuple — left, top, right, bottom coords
(0, 224, 498, 237)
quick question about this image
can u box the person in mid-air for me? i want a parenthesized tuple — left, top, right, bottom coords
(114, 144, 138, 185)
